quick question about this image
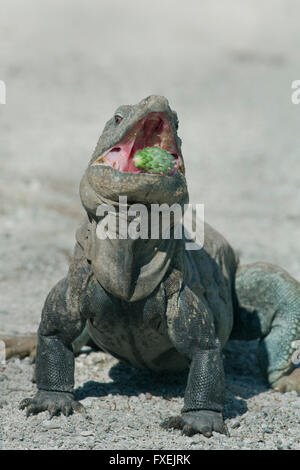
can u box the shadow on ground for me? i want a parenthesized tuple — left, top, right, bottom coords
(75, 339, 269, 420)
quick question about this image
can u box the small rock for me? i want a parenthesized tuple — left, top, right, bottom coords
(41, 420, 61, 430)
(23, 357, 33, 364)
(275, 439, 291, 450)
(107, 416, 117, 424)
(0, 374, 8, 382)
(80, 430, 94, 437)
(130, 396, 139, 404)
(262, 426, 273, 434)
(145, 393, 152, 400)
(231, 420, 240, 429)
(275, 439, 283, 450)
(66, 428, 74, 434)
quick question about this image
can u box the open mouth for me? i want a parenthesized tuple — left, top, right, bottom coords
(92, 112, 182, 175)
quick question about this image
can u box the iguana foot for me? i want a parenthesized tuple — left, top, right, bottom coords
(273, 369, 300, 393)
(161, 410, 228, 437)
(19, 390, 85, 417)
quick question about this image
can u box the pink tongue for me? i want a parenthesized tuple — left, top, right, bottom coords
(105, 133, 147, 172)
(105, 142, 140, 173)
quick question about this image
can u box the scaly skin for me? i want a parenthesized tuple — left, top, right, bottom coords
(11, 95, 300, 437)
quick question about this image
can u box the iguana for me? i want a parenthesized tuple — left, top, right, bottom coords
(4, 95, 300, 437)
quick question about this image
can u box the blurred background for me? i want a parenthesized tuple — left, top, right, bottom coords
(1, 0, 300, 334)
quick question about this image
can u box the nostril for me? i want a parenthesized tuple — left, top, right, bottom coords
(111, 147, 121, 152)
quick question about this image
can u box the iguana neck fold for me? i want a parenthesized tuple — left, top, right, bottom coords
(89, 218, 178, 302)
(78, 191, 183, 302)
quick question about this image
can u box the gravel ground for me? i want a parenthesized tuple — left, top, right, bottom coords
(0, 344, 300, 450)
(1, 0, 300, 450)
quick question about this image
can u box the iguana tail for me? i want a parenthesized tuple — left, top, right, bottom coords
(0, 327, 93, 361)
(0, 334, 37, 359)
(231, 262, 300, 392)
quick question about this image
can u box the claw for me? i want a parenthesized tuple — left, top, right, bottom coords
(26, 403, 37, 417)
(19, 391, 83, 418)
(223, 424, 230, 437)
(161, 410, 226, 437)
(62, 404, 73, 417)
(73, 401, 85, 413)
(161, 415, 183, 430)
(19, 398, 31, 410)
(201, 426, 212, 438)
(182, 424, 196, 437)
(49, 404, 59, 418)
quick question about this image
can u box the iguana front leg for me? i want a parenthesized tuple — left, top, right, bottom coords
(20, 245, 90, 417)
(163, 285, 227, 437)
(20, 276, 86, 416)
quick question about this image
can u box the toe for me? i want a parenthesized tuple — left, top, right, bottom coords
(212, 413, 228, 435)
(19, 398, 32, 410)
(49, 404, 60, 418)
(73, 401, 85, 413)
(26, 403, 40, 417)
(198, 423, 212, 437)
(161, 415, 183, 430)
(62, 404, 73, 417)
(182, 424, 196, 436)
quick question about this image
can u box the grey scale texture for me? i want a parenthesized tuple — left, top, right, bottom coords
(0, 0, 300, 450)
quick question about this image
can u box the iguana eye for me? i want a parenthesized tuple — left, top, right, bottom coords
(114, 114, 123, 124)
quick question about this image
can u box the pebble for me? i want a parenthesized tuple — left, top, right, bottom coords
(275, 439, 291, 450)
(80, 430, 94, 437)
(231, 420, 240, 429)
(262, 426, 273, 434)
(41, 420, 62, 430)
(23, 357, 33, 364)
(1, 342, 299, 450)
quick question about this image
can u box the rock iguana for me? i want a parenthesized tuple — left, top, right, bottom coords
(4, 95, 300, 437)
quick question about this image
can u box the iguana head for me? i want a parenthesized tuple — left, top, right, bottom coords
(80, 95, 188, 213)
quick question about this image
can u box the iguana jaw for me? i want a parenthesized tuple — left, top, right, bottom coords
(80, 96, 188, 208)
(92, 112, 183, 175)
